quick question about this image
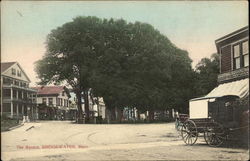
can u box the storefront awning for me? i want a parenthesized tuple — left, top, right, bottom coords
(190, 78, 249, 102)
(206, 78, 249, 98)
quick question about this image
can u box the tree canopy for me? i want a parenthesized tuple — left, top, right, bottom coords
(193, 53, 220, 97)
(35, 16, 194, 121)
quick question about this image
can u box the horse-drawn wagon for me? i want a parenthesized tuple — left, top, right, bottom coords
(177, 78, 249, 147)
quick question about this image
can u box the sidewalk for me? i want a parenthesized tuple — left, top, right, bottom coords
(8, 122, 42, 132)
(8, 123, 24, 131)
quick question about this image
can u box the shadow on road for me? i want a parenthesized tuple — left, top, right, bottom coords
(189, 141, 249, 150)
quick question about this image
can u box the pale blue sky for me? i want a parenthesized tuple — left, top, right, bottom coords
(1, 1, 248, 85)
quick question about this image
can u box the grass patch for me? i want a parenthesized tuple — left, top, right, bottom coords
(1, 118, 20, 132)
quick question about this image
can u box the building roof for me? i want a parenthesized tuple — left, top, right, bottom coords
(215, 26, 249, 44)
(1, 62, 16, 73)
(1, 61, 31, 82)
(32, 86, 66, 95)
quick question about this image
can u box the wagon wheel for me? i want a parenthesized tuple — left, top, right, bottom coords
(204, 122, 225, 147)
(181, 120, 198, 145)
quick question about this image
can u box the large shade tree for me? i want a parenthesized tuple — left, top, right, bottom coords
(36, 16, 194, 122)
(35, 17, 104, 123)
(91, 19, 194, 118)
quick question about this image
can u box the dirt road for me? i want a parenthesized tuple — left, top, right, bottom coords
(1, 121, 249, 160)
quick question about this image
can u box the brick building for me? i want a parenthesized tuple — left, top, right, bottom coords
(215, 26, 249, 84)
(189, 26, 248, 129)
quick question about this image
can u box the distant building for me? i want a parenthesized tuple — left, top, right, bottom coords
(32, 86, 71, 120)
(69, 90, 106, 121)
(92, 97, 106, 119)
(68, 91, 81, 120)
(1, 62, 38, 121)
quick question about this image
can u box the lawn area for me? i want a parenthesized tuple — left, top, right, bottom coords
(1, 118, 20, 132)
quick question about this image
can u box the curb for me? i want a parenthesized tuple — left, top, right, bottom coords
(8, 123, 24, 131)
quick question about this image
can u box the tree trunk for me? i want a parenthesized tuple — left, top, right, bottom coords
(76, 90, 83, 124)
(133, 108, 136, 120)
(110, 107, 116, 121)
(149, 110, 154, 122)
(131, 107, 134, 121)
(115, 107, 122, 123)
(83, 90, 90, 123)
(117, 108, 122, 123)
(106, 108, 111, 124)
(137, 109, 140, 120)
(97, 97, 100, 117)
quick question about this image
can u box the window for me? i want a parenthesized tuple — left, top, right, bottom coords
(3, 89, 11, 98)
(21, 82, 28, 88)
(17, 70, 22, 77)
(3, 77, 12, 85)
(62, 92, 65, 96)
(14, 80, 19, 86)
(13, 90, 17, 98)
(233, 45, 240, 69)
(242, 41, 249, 67)
(12, 68, 16, 75)
(56, 98, 59, 106)
(233, 40, 249, 69)
(23, 92, 27, 99)
(21, 82, 25, 87)
(42, 98, 47, 104)
(49, 98, 53, 106)
(18, 90, 22, 99)
(3, 103, 11, 112)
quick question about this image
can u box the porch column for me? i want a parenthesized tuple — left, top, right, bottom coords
(31, 105, 34, 120)
(36, 94, 38, 119)
(17, 90, 19, 117)
(17, 104, 19, 117)
(22, 104, 24, 115)
(31, 93, 34, 119)
(10, 88, 13, 118)
(17, 90, 19, 100)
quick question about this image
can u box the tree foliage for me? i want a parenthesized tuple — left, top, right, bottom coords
(35, 16, 194, 121)
(194, 53, 220, 97)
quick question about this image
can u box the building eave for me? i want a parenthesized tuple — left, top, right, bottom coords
(215, 26, 249, 45)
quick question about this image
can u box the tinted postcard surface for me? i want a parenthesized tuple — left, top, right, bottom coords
(1, 1, 249, 161)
